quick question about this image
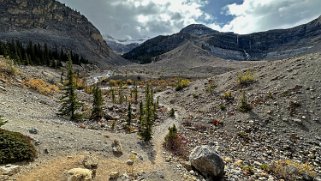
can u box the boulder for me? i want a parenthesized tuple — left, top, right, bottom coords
(28, 128, 38, 134)
(66, 168, 94, 181)
(112, 140, 123, 155)
(0, 165, 20, 176)
(82, 156, 98, 170)
(189, 145, 224, 179)
(109, 171, 120, 180)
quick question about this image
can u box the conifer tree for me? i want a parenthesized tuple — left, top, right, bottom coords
(138, 84, 155, 142)
(58, 57, 82, 121)
(118, 84, 123, 104)
(91, 85, 104, 121)
(134, 85, 138, 104)
(111, 88, 116, 104)
(127, 102, 132, 127)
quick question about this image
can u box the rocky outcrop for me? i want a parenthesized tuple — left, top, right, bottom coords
(189, 145, 225, 180)
(123, 16, 321, 63)
(0, 0, 127, 66)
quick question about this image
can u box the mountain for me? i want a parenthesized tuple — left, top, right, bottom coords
(123, 16, 321, 64)
(106, 40, 139, 55)
(0, 0, 128, 66)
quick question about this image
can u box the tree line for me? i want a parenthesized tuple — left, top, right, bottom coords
(0, 40, 88, 68)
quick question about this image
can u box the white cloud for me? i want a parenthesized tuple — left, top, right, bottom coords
(221, 0, 321, 34)
(58, 0, 212, 42)
(57, 0, 321, 41)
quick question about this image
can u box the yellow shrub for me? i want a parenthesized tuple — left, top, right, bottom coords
(237, 70, 255, 86)
(24, 78, 59, 95)
(175, 79, 190, 91)
(0, 59, 19, 77)
(223, 91, 233, 101)
(75, 77, 86, 90)
(270, 160, 316, 180)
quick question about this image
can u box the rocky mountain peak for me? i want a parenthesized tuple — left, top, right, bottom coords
(0, 0, 127, 66)
(180, 24, 216, 36)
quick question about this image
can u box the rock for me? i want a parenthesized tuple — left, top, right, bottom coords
(314, 176, 321, 181)
(82, 156, 98, 169)
(112, 140, 123, 155)
(28, 128, 38, 134)
(126, 159, 134, 166)
(302, 173, 313, 181)
(66, 168, 94, 181)
(0, 165, 20, 176)
(109, 171, 120, 180)
(44, 148, 49, 154)
(293, 118, 302, 124)
(189, 145, 225, 179)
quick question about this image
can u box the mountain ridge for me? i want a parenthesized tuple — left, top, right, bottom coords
(123, 15, 321, 64)
(0, 0, 128, 66)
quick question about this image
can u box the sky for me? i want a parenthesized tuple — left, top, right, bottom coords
(57, 0, 321, 43)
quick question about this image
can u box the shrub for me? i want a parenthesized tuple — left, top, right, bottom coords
(169, 108, 175, 118)
(109, 79, 121, 87)
(222, 91, 234, 102)
(237, 70, 255, 86)
(219, 104, 226, 111)
(206, 83, 216, 94)
(238, 91, 252, 113)
(0, 59, 18, 77)
(0, 129, 37, 164)
(164, 124, 188, 158)
(24, 78, 59, 95)
(269, 160, 316, 180)
(175, 79, 190, 91)
(75, 77, 86, 90)
(193, 122, 209, 132)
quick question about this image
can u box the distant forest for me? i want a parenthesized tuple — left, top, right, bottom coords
(0, 40, 88, 68)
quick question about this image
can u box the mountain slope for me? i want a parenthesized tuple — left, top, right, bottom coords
(0, 0, 128, 66)
(123, 16, 321, 63)
(106, 40, 139, 55)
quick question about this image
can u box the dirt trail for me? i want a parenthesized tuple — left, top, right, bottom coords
(7, 87, 190, 181)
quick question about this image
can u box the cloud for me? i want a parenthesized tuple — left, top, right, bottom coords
(58, 0, 211, 42)
(220, 0, 321, 34)
(57, 0, 321, 42)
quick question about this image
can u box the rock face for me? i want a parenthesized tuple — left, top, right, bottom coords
(189, 145, 225, 180)
(123, 16, 321, 63)
(0, 0, 127, 66)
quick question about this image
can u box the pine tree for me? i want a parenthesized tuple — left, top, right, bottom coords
(134, 85, 138, 104)
(111, 88, 116, 104)
(138, 84, 155, 142)
(127, 102, 132, 128)
(118, 84, 123, 104)
(58, 57, 82, 121)
(91, 85, 104, 121)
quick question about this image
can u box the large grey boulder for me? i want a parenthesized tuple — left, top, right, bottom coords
(189, 145, 225, 180)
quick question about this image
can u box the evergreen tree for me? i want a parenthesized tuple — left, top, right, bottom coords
(138, 84, 155, 142)
(127, 102, 132, 127)
(111, 88, 116, 104)
(118, 84, 123, 104)
(58, 57, 82, 121)
(91, 85, 104, 121)
(134, 85, 138, 104)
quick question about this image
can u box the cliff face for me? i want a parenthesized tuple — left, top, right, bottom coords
(123, 16, 321, 63)
(0, 0, 127, 66)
